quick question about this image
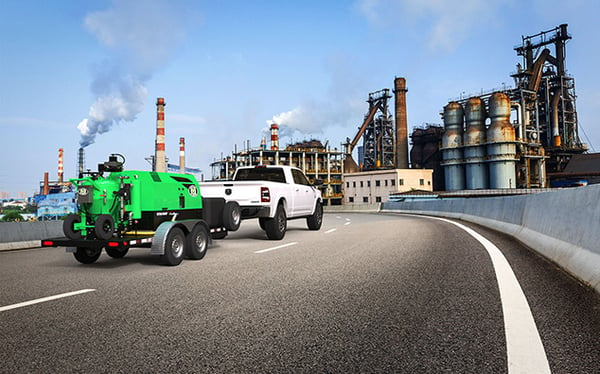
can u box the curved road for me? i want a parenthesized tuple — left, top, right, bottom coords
(1, 213, 599, 373)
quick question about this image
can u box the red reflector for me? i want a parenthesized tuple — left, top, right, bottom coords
(42, 241, 53, 246)
(108, 242, 120, 247)
(261, 187, 270, 202)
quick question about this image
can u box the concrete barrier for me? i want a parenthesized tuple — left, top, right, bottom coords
(381, 184, 600, 294)
(0, 221, 63, 251)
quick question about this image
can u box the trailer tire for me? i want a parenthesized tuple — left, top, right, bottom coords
(94, 215, 114, 240)
(264, 203, 286, 240)
(222, 201, 241, 231)
(64, 214, 82, 239)
(161, 227, 185, 266)
(306, 202, 323, 230)
(74, 247, 101, 264)
(186, 224, 209, 260)
(106, 247, 129, 258)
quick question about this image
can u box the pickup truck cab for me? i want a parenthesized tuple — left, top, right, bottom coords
(199, 165, 323, 240)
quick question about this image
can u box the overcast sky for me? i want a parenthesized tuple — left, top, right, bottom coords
(1, 0, 598, 195)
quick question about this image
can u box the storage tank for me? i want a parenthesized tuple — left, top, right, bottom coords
(487, 92, 517, 188)
(463, 97, 488, 189)
(441, 102, 465, 191)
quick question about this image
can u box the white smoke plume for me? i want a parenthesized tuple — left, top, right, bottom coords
(77, 0, 186, 147)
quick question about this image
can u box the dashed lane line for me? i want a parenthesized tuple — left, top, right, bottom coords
(0, 289, 96, 312)
(254, 242, 298, 254)
(324, 228, 337, 234)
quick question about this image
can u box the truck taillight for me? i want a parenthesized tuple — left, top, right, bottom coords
(42, 241, 54, 246)
(261, 187, 270, 202)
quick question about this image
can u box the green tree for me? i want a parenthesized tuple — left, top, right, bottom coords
(1, 211, 24, 222)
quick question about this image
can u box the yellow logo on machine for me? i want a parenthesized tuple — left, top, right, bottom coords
(188, 185, 198, 197)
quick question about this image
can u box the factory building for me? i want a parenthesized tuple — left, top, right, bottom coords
(343, 169, 433, 204)
(210, 130, 345, 206)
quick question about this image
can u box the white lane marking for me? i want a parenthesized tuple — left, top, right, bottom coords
(344, 222, 351, 226)
(424, 215, 551, 374)
(0, 289, 96, 313)
(254, 242, 298, 254)
(336, 215, 342, 219)
(324, 228, 337, 234)
(345, 218, 351, 221)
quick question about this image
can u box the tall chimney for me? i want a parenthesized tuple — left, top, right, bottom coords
(78, 147, 85, 178)
(155, 97, 167, 172)
(394, 77, 409, 169)
(58, 148, 64, 183)
(43, 172, 49, 195)
(270, 123, 279, 150)
(179, 137, 185, 173)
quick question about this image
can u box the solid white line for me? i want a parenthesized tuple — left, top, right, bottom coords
(425, 216, 551, 374)
(0, 289, 96, 312)
(254, 242, 298, 254)
(324, 228, 337, 234)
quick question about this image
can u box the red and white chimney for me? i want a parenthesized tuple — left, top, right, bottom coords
(270, 123, 279, 150)
(155, 97, 167, 172)
(58, 148, 64, 183)
(179, 137, 185, 173)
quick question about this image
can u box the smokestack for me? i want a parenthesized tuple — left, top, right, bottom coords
(43, 172, 49, 195)
(394, 77, 409, 169)
(78, 147, 85, 178)
(270, 123, 279, 150)
(179, 137, 185, 173)
(155, 97, 167, 172)
(58, 148, 64, 183)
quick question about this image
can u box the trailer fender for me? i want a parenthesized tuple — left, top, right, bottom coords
(151, 221, 177, 255)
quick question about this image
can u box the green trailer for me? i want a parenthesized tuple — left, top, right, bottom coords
(42, 154, 240, 266)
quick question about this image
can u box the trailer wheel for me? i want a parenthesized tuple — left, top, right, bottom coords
(186, 224, 209, 260)
(73, 247, 101, 264)
(306, 202, 323, 230)
(64, 214, 83, 239)
(264, 203, 286, 240)
(161, 227, 185, 266)
(222, 201, 241, 231)
(106, 247, 129, 258)
(94, 215, 114, 240)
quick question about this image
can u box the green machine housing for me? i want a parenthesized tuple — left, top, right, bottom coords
(64, 154, 227, 240)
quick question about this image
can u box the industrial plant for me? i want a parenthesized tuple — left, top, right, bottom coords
(23, 23, 598, 220)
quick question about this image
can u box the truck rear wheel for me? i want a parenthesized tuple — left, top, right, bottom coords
(307, 202, 323, 230)
(186, 224, 209, 260)
(264, 203, 286, 240)
(94, 215, 114, 240)
(74, 247, 101, 264)
(161, 227, 185, 266)
(64, 214, 82, 239)
(222, 201, 241, 231)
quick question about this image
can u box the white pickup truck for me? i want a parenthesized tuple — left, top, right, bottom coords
(199, 165, 323, 240)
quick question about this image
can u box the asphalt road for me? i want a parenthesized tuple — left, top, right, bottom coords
(1, 213, 599, 373)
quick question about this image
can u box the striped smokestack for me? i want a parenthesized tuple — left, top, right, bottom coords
(270, 123, 279, 150)
(58, 148, 64, 183)
(179, 137, 185, 173)
(155, 97, 167, 172)
(78, 147, 85, 178)
(394, 77, 409, 169)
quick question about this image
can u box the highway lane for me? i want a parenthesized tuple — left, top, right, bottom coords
(1, 213, 599, 373)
